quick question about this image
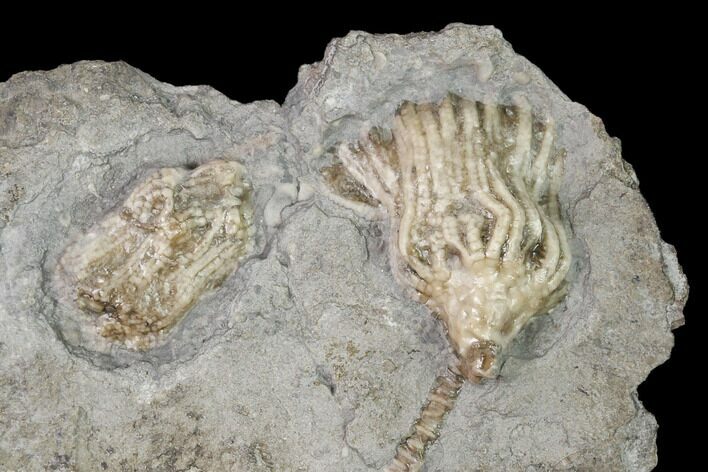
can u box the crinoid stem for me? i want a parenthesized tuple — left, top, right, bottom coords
(384, 356, 469, 472)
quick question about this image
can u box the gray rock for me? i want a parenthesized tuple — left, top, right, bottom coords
(0, 25, 686, 471)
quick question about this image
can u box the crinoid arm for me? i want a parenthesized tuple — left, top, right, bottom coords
(327, 93, 572, 470)
(331, 94, 571, 377)
(56, 160, 255, 349)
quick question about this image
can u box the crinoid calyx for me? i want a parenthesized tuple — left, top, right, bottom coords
(327, 94, 571, 470)
(56, 160, 254, 350)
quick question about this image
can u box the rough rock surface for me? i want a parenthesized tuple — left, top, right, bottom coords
(0, 25, 687, 471)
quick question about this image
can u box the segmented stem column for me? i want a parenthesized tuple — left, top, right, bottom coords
(384, 358, 468, 472)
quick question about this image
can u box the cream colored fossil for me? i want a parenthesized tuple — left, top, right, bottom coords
(57, 160, 254, 350)
(327, 94, 571, 471)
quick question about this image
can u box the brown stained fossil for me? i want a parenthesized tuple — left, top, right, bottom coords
(327, 94, 571, 471)
(56, 160, 254, 350)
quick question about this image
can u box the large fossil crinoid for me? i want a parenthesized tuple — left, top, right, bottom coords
(56, 160, 254, 350)
(327, 94, 571, 470)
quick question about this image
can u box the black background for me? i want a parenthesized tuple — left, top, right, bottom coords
(2, 10, 700, 471)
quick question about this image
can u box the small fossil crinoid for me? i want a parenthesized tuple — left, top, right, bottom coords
(328, 94, 571, 470)
(57, 160, 254, 350)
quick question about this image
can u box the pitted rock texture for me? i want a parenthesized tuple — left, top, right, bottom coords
(1, 25, 687, 471)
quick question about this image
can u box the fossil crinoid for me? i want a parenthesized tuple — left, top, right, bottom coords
(56, 160, 254, 350)
(328, 94, 571, 470)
